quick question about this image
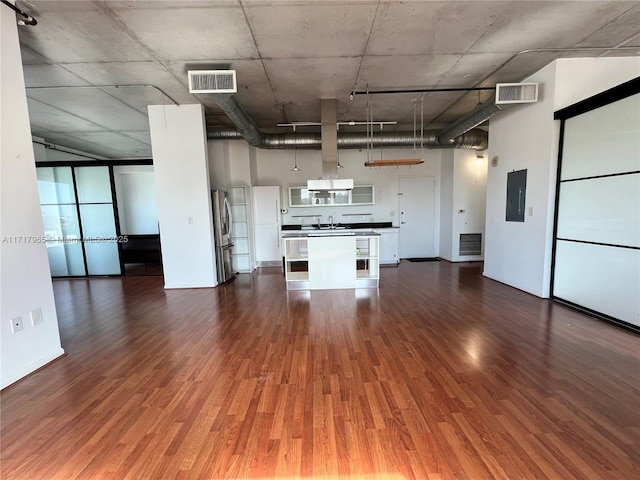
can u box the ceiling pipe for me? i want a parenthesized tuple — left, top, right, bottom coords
(205, 93, 488, 150)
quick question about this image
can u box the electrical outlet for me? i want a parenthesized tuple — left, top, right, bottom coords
(31, 308, 43, 326)
(11, 316, 23, 333)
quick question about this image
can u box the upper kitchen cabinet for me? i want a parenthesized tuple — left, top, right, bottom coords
(288, 185, 374, 207)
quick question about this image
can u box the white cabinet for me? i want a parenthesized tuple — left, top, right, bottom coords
(253, 186, 281, 267)
(309, 236, 357, 289)
(229, 186, 252, 273)
(254, 186, 281, 223)
(288, 185, 374, 207)
(351, 186, 375, 205)
(283, 233, 379, 290)
(355, 235, 380, 286)
(283, 236, 309, 290)
(254, 224, 281, 265)
(374, 228, 399, 265)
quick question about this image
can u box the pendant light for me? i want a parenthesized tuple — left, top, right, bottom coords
(291, 125, 301, 172)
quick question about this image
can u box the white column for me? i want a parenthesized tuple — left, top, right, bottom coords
(148, 104, 217, 288)
(1, 7, 65, 389)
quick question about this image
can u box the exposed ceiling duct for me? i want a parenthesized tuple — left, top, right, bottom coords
(207, 127, 488, 150)
(438, 83, 539, 144)
(205, 92, 488, 151)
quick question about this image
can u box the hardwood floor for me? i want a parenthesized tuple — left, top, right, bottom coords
(1, 261, 638, 479)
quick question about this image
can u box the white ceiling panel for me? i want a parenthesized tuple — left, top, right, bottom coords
(245, 3, 377, 58)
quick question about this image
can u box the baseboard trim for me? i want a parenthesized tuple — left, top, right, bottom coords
(1, 348, 66, 391)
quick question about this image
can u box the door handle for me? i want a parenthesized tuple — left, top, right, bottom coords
(401, 221, 406, 224)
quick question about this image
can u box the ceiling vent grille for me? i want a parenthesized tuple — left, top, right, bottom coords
(495, 83, 538, 105)
(188, 70, 237, 94)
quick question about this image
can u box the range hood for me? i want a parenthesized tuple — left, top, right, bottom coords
(307, 178, 354, 191)
(308, 99, 353, 191)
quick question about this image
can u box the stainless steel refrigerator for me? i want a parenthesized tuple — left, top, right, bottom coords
(212, 190, 235, 283)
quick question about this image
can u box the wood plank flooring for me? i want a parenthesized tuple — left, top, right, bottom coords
(1, 261, 639, 479)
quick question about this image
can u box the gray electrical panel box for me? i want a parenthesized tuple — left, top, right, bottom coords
(506, 169, 527, 222)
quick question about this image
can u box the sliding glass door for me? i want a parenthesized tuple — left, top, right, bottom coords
(37, 166, 121, 276)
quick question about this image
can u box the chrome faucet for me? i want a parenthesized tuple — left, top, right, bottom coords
(328, 215, 334, 228)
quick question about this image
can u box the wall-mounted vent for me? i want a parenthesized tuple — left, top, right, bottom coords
(188, 70, 237, 94)
(459, 233, 482, 256)
(495, 83, 538, 105)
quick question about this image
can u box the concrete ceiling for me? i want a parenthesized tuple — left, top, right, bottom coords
(13, 0, 640, 159)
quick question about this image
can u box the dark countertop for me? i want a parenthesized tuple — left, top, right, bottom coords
(282, 231, 381, 238)
(282, 221, 393, 231)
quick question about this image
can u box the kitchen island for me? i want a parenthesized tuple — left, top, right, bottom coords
(282, 231, 380, 290)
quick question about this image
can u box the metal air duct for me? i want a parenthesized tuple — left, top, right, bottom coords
(206, 93, 488, 150)
(206, 126, 488, 150)
(438, 98, 503, 145)
(438, 83, 538, 144)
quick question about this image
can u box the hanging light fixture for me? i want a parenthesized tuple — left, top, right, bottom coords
(291, 125, 301, 172)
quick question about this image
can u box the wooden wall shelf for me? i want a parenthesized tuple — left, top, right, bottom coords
(364, 158, 424, 167)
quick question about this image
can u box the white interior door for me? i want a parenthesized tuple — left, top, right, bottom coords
(399, 176, 436, 258)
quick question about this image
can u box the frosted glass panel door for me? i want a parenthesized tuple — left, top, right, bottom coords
(37, 167, 86, 276)
(41, 204, 85, 276)
(553, 88, 640, 328)
(80, 204, 121, 275)
(75, 167, 121, 275)
(37, 165, 123, 277)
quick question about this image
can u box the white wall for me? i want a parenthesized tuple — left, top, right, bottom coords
(254, 147, 443, 228)
(113, 165, 159, 235)
(207, 140, 492, 260)
(148, 104, 217, 288)
(484, 57, 640, 297)
(1, 8, 64, 389)
(439, 150, 455, 260)
(440, 149, 487, 262)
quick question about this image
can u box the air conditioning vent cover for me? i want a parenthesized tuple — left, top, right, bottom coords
(495, 83, 538, 104)
(188, 70, 237, 94)
(459, 233, 482, 256)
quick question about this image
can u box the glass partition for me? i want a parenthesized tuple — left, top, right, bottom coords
(37, 165, 122, 277)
